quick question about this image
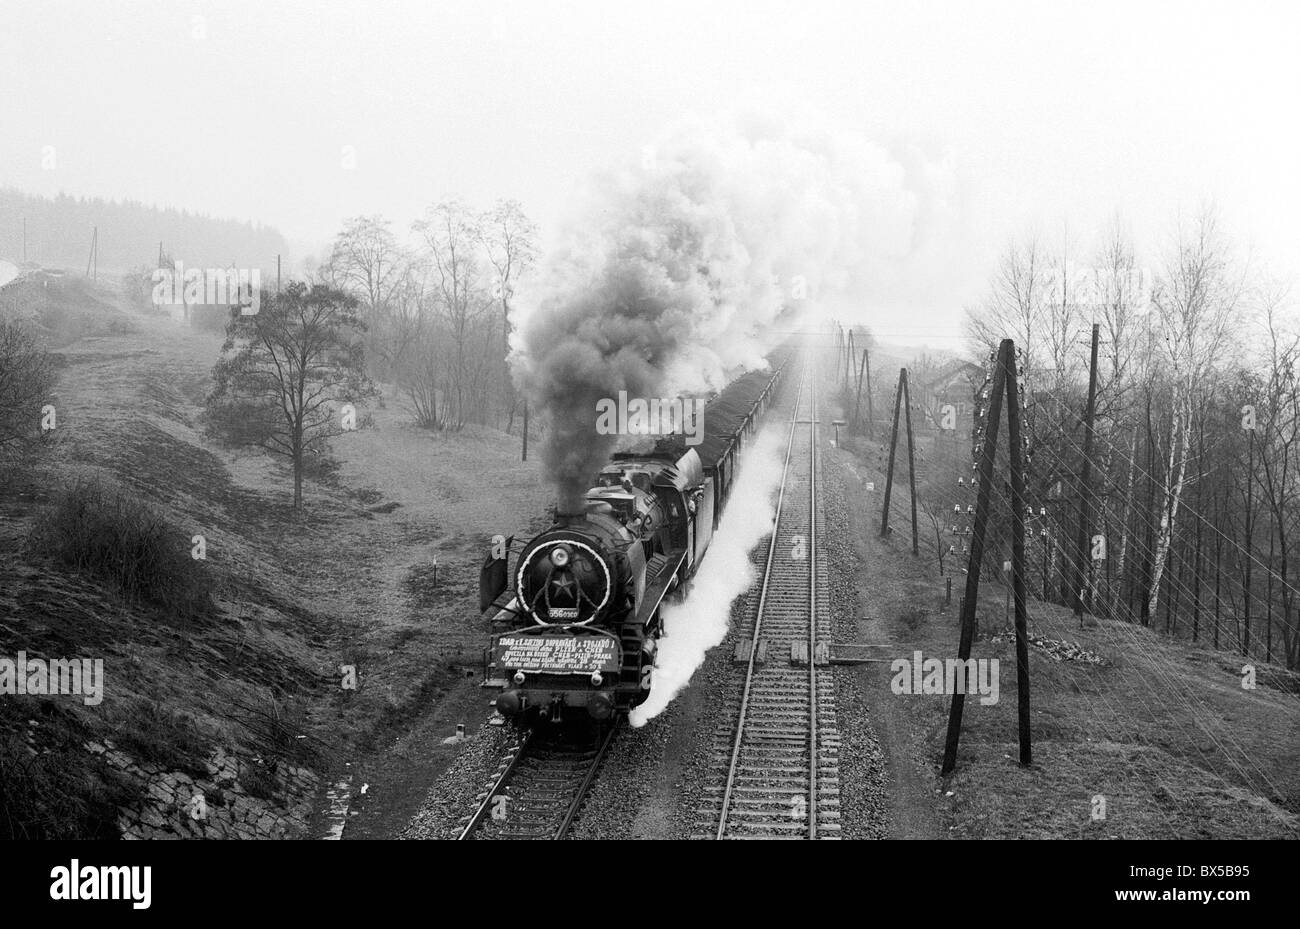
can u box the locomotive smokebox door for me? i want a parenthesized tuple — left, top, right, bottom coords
(479, 536, 512, 612)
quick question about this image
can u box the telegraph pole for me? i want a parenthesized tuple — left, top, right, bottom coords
(1073, 324, 1100, 625)
(903, 369, 919, 556)
(1005, 343, 1032, 766)
(880, 370, 905, 537)
(852, 351, 867, 430)
(943, 343, 1007, 775)
(865, 349, 873, 427)
(880, 367, 919, 554)
(845, 330, 855, 389)
(943, 338, 1032, 773)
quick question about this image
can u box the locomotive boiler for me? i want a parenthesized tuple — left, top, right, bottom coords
(478, 356, 788, 723)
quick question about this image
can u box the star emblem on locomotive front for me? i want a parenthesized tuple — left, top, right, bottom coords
(550, 572, 576, 600)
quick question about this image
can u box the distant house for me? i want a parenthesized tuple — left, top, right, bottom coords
(913, 359, 985, 430)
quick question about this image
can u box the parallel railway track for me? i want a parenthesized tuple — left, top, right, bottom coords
(460, 349, 837, 841)
(695, 359, 841, 839)
(457, 723, 617, 840)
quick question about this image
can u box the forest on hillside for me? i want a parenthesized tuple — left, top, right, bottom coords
(0, 188, 288, 275)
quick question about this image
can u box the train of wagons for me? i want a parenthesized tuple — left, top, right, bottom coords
(478, 350, 791, 723)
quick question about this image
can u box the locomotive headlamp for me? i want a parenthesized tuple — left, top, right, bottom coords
(590, 671, 603, 687)
(550, 545, 570, 567)
(587, 693, 613, 720)
(513, 670, 526, 685)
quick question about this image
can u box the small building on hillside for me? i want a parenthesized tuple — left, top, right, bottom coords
(913, 358, 985, 430)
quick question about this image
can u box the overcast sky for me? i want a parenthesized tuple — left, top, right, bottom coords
(1, 0, 1297, 342)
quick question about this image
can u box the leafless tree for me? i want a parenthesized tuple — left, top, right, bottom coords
(477, 199, 538, 432)
(326, 215, 408, 319)
(413, 201, 494, 431)
(207, 283, 376, 509)
(1146, 206, 1243, 618)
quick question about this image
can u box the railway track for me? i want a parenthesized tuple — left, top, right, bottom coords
(694, 359, 841, 839)
(457, 723, 617, 840)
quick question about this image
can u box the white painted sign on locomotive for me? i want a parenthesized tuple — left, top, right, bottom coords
(495, 634, 622, 675)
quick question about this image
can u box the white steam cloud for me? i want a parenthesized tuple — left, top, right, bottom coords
(629, 423, 788, 727)
(511, 112, 949, 511)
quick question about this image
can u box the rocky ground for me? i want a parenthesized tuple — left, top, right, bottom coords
(0, 269, 549, 840)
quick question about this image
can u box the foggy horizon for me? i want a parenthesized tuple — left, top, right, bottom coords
(0, 0, 1296, 877)
(3, 0, 1298, 343)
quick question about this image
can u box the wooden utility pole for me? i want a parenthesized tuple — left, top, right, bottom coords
(880, 372, 904, 537)
(845, 331, 855, 389)
(521, 399, 529, 462)
(864, 349, 873, 427)
(86, 226, 98, 280)
(1042, 530, 1050, 601)
(879, 368, 919, 554)
(277, 254, 282, 293)
(852, 351, 867, 430)
(942, 338, 1032, 774)
(1005, 343, 1032, 766)
(1072, 324, 1100, 625)
(903, 370, 919, 556)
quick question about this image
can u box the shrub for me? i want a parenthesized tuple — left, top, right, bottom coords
(28, 479, 213, 620)
(0, 318, 55, 450)
(108, 697, 213, 778)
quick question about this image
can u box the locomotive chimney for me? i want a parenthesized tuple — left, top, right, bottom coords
(555, 506, 588, 528)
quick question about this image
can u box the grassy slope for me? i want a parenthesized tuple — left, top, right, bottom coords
(0, 271, 550, 836)
(824, 392, 1300, 840)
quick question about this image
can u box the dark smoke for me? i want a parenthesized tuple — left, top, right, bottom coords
(513, 115, 947, 509)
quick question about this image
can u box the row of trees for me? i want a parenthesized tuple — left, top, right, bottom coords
(961, 207, 1299, 669)
(201, 200, 539, 510)
(317, 201, 537, 432)
(0, 187, 287, 274)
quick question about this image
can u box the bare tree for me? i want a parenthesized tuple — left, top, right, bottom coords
(413, 201, 493, 431)
(1090, 219, 1151, 612)
(1146, 206, 1243, 618)
(477, 199, 538, 432)
(326, 215, 407, 318)
(1254, 280, 1300, 665)
(325, 215, 416, 382)
(207, 283, 376, 509)
(964, 235, 1048, 367)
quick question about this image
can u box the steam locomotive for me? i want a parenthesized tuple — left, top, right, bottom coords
(478, 356, 788, 722)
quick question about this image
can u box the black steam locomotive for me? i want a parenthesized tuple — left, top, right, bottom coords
(478, 356, 788, 722)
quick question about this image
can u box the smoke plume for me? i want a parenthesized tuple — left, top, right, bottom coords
(628, 423, 787, 726)
(511, 113, 941, 510)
